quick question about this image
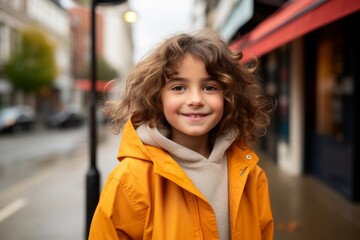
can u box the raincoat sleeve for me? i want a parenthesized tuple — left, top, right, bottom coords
(88, 175, 145, 240)
(257, 170, 274, 239)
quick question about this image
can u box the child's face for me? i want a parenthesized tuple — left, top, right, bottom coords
(161, 54, 224, 143)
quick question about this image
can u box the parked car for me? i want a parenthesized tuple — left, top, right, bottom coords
(0, 105, 36, 133)
(45, 105, 85, 129)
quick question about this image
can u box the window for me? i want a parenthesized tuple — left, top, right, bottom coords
(315, 30, 350, 141)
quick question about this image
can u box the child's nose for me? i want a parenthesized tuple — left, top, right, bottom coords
(187, 90, 204, 107)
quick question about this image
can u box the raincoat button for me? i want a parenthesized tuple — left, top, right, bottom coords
(246, 154, 251, 160)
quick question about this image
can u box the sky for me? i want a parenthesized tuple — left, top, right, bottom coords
(129, 0, 195, 61)
(60, 0, 195, 62)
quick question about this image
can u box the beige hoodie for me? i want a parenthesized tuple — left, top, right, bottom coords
(137, 124, 236, 240)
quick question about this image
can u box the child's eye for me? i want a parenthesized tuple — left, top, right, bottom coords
(171, 85, 186, 91)
(203, 85, 217, 91)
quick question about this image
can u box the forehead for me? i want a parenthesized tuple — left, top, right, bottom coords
(174, 54, 207, 73)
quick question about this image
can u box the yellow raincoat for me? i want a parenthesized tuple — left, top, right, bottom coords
(89, 120, 274, 239)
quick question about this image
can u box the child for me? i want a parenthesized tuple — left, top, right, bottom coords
(89, 28, 274, 240)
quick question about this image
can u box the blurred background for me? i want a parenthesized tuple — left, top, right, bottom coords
(0, 0, 359, 239)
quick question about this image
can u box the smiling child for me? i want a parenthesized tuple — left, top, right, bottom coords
(89, 28, 274, 240)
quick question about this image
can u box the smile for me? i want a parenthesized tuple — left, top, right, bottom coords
(181, 113, 210, 122)
(184, 114, 206, 118)
(182, 113, 208, 118)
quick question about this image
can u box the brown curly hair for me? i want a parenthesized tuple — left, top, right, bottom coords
(106, 28, 274, 147)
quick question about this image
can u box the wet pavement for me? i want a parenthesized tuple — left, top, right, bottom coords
(0, 131, 119, 240)
(260, 153, 360, 239)
(0, 125, 88, 192)
(0, 132, 359, 239)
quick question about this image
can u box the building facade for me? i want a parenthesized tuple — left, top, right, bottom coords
(69, 6, 103, 80)
(0, 0, 71, 113)
(68, 3, 134, 111)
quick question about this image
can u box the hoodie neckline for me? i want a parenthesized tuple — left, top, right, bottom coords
(136, 124, 236, 165)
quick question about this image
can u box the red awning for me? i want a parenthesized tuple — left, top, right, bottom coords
(75, 79, 112, 92)
(230, 0, 360, 62)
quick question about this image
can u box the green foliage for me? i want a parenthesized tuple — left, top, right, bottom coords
(84, 56, 119, 81)
(73, 0, 90, 5)
(97, 57, 119, 81)
(3, 28, 57, 93)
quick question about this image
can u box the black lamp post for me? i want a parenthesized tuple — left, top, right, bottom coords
(86, 0, 127, 238)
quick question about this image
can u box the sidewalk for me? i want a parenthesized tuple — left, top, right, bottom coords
(259, 153, 360, 239)
(0, 132, 359, 239)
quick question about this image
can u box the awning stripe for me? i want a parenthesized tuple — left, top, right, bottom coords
(230, 0, 360, 62)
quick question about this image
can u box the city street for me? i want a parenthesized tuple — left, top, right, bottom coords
(0, 126, 89, 191)
(0, 127, 120, 239)
(1, 0, 359, 239)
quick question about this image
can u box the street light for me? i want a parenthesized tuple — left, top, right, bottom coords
(124, 10, 138, 23)
(86, 0, 127, 238)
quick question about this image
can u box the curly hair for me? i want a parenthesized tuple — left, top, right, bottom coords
(106, 28, 274, 147)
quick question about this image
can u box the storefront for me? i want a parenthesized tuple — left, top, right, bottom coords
(231, 0, 360, 201)
(303, 13, 359, 201)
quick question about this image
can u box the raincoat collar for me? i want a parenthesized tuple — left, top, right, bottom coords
(117, 119, 260, 201)
(117, 119, 206, 199)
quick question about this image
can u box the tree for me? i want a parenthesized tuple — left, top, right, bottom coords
(83, 56, 119, 81)
(73, 0, 90, 5)
(3, 28, 57, 93)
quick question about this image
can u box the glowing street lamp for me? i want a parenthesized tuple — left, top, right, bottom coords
(124, 10, 138, 23)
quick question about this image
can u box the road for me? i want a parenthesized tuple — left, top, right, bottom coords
(0, 126, 120, 239)
(0, 126, 90, 191)
(0, 126, 87, 167)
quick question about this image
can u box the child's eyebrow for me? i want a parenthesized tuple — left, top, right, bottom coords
(165, 78, 182, 84)
(169, 76, 217, 82)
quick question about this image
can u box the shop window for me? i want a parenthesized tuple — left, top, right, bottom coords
(316, 36, 351, 141)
